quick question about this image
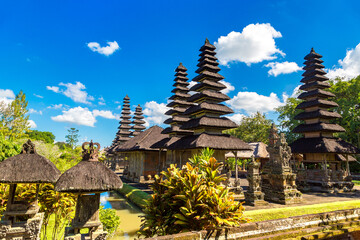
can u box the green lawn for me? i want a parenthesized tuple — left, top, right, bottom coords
(243, 200, 360, 222)
(352, 180, 360, 186)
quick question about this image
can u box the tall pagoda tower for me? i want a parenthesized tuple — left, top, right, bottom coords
(290, 48, 359, 192)
(116, 95, 133, 144)
(162, 63, 193, 136)
(167, 39, 251, 163)
(131, 104, 146, 136)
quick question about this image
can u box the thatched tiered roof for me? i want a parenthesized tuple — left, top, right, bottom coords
(0, 140, 61, 184)
(55, 141, 122, 193)
(168, 39, 250, 151)
(131, 104, 146, 136)
(290, 48, 359, 155)
(116, 126, 168, 152)
(225, 142, 269, 159)
(162, 63, 194, 136)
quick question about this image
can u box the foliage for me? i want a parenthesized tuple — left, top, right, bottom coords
(0, 135, 21, 162)
(275, 97, 303, 143)
(55, 141, 72, 150)
(226, 158, 250, 170)
(65, 128, 80, 149)
(225, 112, 273, 144)
(117, 183, 150, 209)
(99, 206, 121, 235)
(26, 130, 56, 144)
(138, 148, 248, 238)
(328, 77, 360, 148)
(0, 90, 30, 140)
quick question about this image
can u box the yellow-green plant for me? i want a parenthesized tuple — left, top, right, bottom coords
(138, 148, 248, 237)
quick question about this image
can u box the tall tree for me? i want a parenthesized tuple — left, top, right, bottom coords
(65, 128, 79, 149)
(0, 90, 30, 140)
(26, 130, 56, 144)
(224, 112, 273, 144)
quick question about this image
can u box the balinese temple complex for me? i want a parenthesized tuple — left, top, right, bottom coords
(290, 48, 360, 192)
(165, 39, 252, 166)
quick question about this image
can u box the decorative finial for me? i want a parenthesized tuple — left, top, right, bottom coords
(205, 38, 210, 44)
(179, 62, 183, 66)
(21, 139, 36, 154)
(82, 140, 100, 161)
(310, 47, 315, 53)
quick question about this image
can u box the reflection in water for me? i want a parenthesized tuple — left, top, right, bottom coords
(101, 192, 144, 240)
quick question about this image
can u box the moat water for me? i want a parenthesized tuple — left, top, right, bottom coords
(101, 192, 143, 240)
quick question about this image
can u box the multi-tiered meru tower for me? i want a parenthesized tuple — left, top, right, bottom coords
(290, 48, 359, 193)
(131, 104, 146, 136)
(116, 95, 132, 144)
(167, 39, 251, 164)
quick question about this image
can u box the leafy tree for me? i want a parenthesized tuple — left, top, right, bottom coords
(99, 206, 121, 235)
(26, 130, 56, 144)
(139, 148, 248, 237)
(65, 128, 80, 149)
(0, 135, 21, 162)
(0, 90, 30, 140)
(275, 97, 303, 143)
(224, 112, 273, 144)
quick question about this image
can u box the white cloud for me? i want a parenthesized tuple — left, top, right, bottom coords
(51, 107, 96, 127)
(227, 113, 245, 125)
(220, 80, 235, 94)
(327, 43, 360, 80)
(98, 97, 106, 106)
(87, 41, 120, 56)
(215, 23, 285, 66)
(28, 120, 37, 129)
(46, 86, 60, 93)
(33, 94, 44, 99)
(92, 110, 116, 119)
(47, 82, 94, 104)
(29, 109, 43, 115)
(265, 61, 301, 77)
(227, 91, 285, 114)
(47, 104, 64, 109)
(143, 101, 169, 126)
(0, 89, 15, 104)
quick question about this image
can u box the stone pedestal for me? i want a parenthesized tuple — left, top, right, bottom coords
(245, 158, 267, 206)
(261, 125, 302, 205)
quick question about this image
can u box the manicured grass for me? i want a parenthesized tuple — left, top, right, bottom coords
(352, 180, 360, 186)
(243, 200, 360, 222)
(116, 183, 151, 209)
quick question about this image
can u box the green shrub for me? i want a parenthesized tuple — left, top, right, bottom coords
(99, 206, 120, 235)
(117, 183, 150, 209)
(138, 148, 248, 238)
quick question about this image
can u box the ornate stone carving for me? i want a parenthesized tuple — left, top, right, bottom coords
(245, 156, 267, 206)
(21, 139, 36, 154)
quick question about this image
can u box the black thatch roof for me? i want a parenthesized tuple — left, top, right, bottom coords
(292, 123, 345, 133)
(167, 133, 252, 151)
(192, 71, 224, 82)
(303, 62, 325, 70)
(298, 89, 335, 100)
(290, 137, 360, 154)
(301, 74, 329, 83)
(169, 92, 191, 100)
(166, 100, 193, 108)
(115, 126, 168, 152)
(189, 80, 226, 92)
(176, 62, 187, 71)
(165, 107, 187, 115)
(299, 81, 330, 91)
(56, 142, 122, 193)
(188, 90, 230, 102)
(294, 110, 341, 120)
(151, 136, 181, 149)
(164, 115, 189, 124)
(184, 102, 234, 116)
(304, 48, 322, 60)
(0, 140, 61, 184)
(296, 99, 338, 109)
(181, 116, 237, 130)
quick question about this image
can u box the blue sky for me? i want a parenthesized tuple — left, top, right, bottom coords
(1, 0, 360, 147)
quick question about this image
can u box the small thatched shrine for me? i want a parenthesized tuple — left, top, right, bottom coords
(131, 104, 146, 136)
(116, 126, 168, 182)
(55, 141, 122, 240)
(290, 48, 360, 193)
(262, 124, 302, 204)
(0, 140, 61, 240)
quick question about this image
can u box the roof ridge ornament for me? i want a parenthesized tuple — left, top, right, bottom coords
(310, 47, 315, 53)
(82, 140, 100, 161)
(21, 139, 36, 154)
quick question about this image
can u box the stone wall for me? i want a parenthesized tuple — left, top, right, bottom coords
(144, 208, 360, 240)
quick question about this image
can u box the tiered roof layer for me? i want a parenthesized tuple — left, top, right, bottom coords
(131, 104, 146, 136)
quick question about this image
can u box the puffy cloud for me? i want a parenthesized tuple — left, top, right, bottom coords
(98, 97, 106, 105)
(327, 43, 360, 80)
(227, 113, 245, 125)
(92, 110, 116, 119)
(29, 109, 43, 115)
(28, 120, 37, 129)
(46, 86, 60, 93)
(51, 107, 117, 127)
(47, 82, 94, 104)
(51, 107, 96, 127)
(87, 41, 120, 56)
(0, 89, 15, 104)
(227, 91, 285, 114)
(265, 61, 302, 77)
(220, 80, 235, 94)
(143, 101, 169, 126)
(215, 23, 285, 66)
